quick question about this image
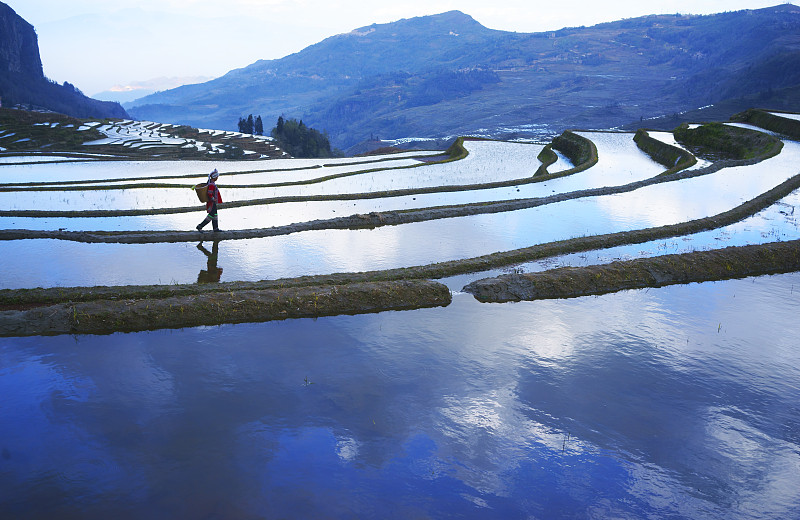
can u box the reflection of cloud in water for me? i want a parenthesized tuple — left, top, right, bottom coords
(596, 141, 800, 228)
(336, 437, 359, 462)
(703, 406, 800, 518)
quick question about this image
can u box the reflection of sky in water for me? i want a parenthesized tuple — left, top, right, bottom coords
(1, 139, 798, 290)
(1, 135, 657, 216)
(725, 122, 782, 136)
(0, 151, 438, 183)
(769, 112, 800, 122)
(2, 143, 799, 288)
(647, 131, 714, 170)
(442, 188, 799, 291)
(1, 133, 666, 231)
(0, 142, 550, 211)
(39, 157, 429, 187)
(2, 273, 799, 518)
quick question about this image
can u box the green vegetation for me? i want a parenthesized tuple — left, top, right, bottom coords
(731, 109, 800, 140)
(271, 116, 340, 158)
(535, 145, 558, 176)
(551, 130, 595, 166)
(633, 129, 696, 175)
(673, 122, 781, 160)
(0, 108, 105, 151)
(237, 114, 264, 135)
(444, 137, 469, 161)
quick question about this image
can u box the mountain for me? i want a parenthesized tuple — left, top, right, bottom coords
(92, 76, 214, 104)
(0, 2, 127, 118)
(128, 5, 800, 150)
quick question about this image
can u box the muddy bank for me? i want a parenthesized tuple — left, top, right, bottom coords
(463, 239, 800, 302)
(0, 279, 451, 337)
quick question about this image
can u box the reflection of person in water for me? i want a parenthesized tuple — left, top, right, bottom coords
(197, 240, 223, 283)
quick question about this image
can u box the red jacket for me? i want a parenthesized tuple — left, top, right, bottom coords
(206, 181, 222, 211)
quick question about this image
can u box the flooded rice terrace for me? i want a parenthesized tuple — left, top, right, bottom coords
(2, 135, 800, 288)
(2, 126, 800, 518)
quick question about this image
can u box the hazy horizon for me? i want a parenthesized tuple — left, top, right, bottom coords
(6, 0, 791, 98)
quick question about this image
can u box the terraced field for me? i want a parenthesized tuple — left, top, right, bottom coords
(2, 111, 800, 519)
(0, 110, 798, 334)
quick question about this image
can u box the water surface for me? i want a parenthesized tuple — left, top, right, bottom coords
(2, 274, 799, 519)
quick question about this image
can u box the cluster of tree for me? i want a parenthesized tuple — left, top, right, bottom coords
(270, 116, 337, 158)
(237, 114, 264, 135)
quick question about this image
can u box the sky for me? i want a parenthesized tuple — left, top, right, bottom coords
(7, 0, 790, 98)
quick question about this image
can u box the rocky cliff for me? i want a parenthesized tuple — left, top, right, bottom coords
(0, 2, 42, 78)
(0, 2, 127, 118)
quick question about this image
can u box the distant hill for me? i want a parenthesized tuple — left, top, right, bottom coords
(128, 5, 800, 150)
(0, 2, 127, 119)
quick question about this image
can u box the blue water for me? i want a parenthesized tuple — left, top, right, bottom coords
(2, 273, 800, 519)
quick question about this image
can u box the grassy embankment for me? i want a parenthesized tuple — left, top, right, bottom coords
(462, 122, 795, 302)
(535, 145, 558, 175)
(533, 130, 599, 176)
(633, 129, 697, 174)
(730, 108, 800, 140)
(673, 122, 783, 160)
(464, 240, 800, 302)
(0, 280, 452, 336)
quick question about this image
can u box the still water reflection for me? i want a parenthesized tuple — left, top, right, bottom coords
(2, 274, 799, 518)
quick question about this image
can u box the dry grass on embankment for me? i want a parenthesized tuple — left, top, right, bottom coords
(464, 240, 800, 302)
(0, 280, 452, 337)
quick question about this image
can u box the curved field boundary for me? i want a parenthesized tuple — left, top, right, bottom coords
(552, 130, 597, 168)
(534, 145, 558, 176)
(0, 152, 449, 191)
(732, 109, 800, 140)
(0, 158, 106, 166)
(463, 239, 800, 302)
(674, 122, 783, 160)
(0, 143, 783, 243)
(0, 164, 324, 188)
(2, 165, 799, 311)
(633, 129, 697, 175)
(0, 133, 600, 219)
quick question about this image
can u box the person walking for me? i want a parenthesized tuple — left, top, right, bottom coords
(196, 169, 222, 232)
